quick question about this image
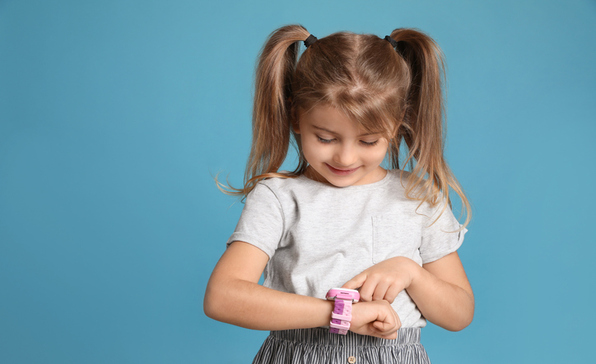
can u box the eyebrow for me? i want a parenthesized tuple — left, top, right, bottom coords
(312, 125, 380, 137)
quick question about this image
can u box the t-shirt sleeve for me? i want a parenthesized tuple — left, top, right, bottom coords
(419, 203, 467, 264)
(226, 183, 284, 259)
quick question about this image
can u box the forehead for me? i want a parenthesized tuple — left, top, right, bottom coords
(299, 104, 384, 135)
(299, 104, 350, 125)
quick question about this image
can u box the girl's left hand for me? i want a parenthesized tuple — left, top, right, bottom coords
(342, 257, 421, 303)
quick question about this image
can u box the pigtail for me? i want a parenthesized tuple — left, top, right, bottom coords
(218, 25, 311, 198)
(388, 29, 471, 227)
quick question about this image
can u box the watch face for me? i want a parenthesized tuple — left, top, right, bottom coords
(326, 288, 360, 302)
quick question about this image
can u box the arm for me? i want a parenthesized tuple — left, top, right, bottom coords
(204, 241, 332, 330)
(410, 252, 474, 331)
(342, 252, 474, 331)
(204, 241, 401, 338)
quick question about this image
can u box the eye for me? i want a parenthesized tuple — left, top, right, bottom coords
(317, 136, 334, 144)
(360, 140, 379, 146)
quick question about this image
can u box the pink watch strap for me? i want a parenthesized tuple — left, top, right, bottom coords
(330, 298, 352, 335)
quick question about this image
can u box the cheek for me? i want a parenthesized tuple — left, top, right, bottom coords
(371, 151, 387, 163)
(366, 145, 389, 164)
(300, 138, 323, 161)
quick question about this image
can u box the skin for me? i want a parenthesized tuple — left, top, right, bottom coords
(204, 104, 474, 339)
(294, 104, 389, 187)
(204, 242, 401, 339)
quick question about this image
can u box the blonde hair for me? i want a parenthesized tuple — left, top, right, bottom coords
(219, 24, 470, 227)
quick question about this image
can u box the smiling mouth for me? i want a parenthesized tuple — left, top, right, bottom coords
(326, 164, 360, 175)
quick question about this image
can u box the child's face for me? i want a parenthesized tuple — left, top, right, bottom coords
(295, 104, 389, 187)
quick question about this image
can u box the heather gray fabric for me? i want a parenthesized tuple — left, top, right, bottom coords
(227, 169, 466, 328)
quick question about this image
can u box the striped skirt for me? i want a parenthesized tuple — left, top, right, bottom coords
(252, 328, 430, 364)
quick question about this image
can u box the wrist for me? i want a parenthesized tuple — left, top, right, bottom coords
(406, 259, 424, 289)
(326, 288, 360, 335)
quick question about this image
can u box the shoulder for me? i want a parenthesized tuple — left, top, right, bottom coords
(379, 169, 415, 200)
(245, 175, 305, 207)
(256, 174, 316, 196)
(384, 170, 458, 221)
(257, 175, 298, 189)
(385, 169, 417, 188)
(254, 174, 339, 214)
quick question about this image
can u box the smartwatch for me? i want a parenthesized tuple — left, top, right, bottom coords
(325, 288, 360, 335)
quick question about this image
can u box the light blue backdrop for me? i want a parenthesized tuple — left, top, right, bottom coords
(1, 0, 595, 363)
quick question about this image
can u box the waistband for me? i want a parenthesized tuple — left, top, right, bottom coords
(270, 327, 421, 347)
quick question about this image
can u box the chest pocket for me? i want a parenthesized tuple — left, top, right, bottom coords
(371, 214, 422, 264)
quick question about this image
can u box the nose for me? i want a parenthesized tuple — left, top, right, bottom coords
(333, 143, 358, 167)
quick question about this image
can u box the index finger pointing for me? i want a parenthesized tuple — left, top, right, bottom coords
(342, 273, 366, 291)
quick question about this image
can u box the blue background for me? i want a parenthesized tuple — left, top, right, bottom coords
(1, 0, 595, 363)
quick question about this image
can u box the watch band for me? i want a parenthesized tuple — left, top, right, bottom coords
(326, 288, 359, 335)
(330, 298, 353, 335)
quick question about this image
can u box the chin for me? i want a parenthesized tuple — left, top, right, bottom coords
(324, 175, 361, 188)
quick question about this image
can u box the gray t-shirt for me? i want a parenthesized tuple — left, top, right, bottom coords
(227, 169, 466, 328)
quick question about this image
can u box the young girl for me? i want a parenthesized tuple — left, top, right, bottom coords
(204, 24, 474, 364)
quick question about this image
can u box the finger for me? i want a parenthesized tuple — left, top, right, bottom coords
(372, 322, 398, 340)
(358, 279, 377, 302)
(342, 273, 367, 290)
(372, 280, 391, 301)
(373, 316, 398, 331)
(368, 325, 397, 340)
(372, 310, 395, 332)
(384, 285, 402, 304)
(370, 307, 401, 339)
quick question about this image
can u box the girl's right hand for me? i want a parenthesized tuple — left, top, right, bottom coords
(350, 300, 401, 339)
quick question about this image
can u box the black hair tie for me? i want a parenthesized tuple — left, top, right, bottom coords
(304, 34, 317, 48)
(384, 35, 399, 49)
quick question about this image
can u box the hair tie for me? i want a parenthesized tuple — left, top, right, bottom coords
(384, 35, 399, 49)
(304, 34, 317, 48)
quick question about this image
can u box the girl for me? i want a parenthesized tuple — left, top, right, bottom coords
(204, 25, 474, 364)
